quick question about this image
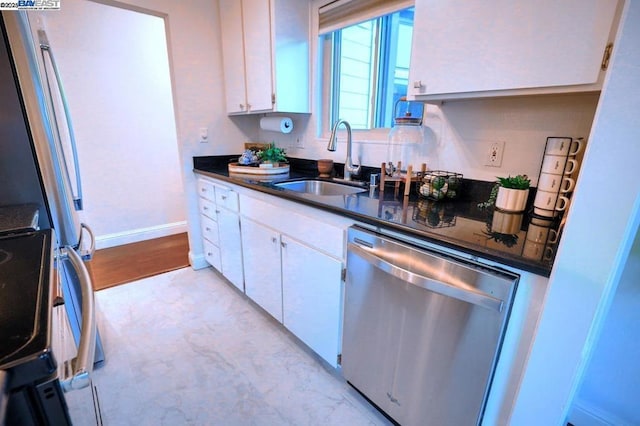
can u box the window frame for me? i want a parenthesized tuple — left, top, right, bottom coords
(317, 3, 415, 142)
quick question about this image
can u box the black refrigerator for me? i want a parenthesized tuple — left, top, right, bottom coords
(0, 11, 105, 366)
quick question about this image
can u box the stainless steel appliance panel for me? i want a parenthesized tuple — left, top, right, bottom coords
(2, 11, 82, 248)
(342, 226, 518, 426)
(1, 11, 105, 366)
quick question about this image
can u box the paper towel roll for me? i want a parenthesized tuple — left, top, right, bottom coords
(260, 117, 293, 133)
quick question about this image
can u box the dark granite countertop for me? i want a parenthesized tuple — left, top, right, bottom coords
(194, 156, 560, 277)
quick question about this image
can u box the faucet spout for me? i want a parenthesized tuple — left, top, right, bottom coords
(327, 119, 361, 180)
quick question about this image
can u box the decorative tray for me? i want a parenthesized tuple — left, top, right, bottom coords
(227, 163, 290, 175)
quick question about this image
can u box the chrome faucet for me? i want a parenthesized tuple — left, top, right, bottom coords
(327, 119, 361, 181)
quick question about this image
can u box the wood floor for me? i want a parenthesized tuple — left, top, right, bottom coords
(87, 233, 190, 291)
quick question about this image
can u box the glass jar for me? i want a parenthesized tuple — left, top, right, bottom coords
(386, 98, 425, 176)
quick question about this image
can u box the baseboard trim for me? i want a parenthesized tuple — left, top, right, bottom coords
(189, 251, 209, 270)
(95, 221, 188, 249)
(567, 399, 626, 426)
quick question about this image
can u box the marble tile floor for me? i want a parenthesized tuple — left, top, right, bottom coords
(88, 267, 392, 425)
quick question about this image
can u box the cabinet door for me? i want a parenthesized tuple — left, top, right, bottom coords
(409, 0, 618, 99)
(281, 235, 343, 367)
(219, 0, 249, 113)
(241, 0, 274, 113)
(241, 218, 283, 322)
(217, 208, 244, 292)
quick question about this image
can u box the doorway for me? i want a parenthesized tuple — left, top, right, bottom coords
(29, 0, 185, 249)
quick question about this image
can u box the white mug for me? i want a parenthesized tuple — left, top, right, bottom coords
(541, 154, 578, 175)
(534, 189, 570, 213)
(522, 240, 554, 261)
(545, 137, 583, 156)
(530, 215, 555, 226)
(526, 223, 559, 244)
(537, 173, 575, 193)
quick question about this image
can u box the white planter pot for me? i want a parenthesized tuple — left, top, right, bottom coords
(495, 187, 529, 212)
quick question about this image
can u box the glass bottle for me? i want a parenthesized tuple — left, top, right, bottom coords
(386, 98, 425, 176)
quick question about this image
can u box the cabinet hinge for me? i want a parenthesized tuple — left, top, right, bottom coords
(271, 93, 276, 105)
(341, 268, 346, 282)
(601, 43, 613, 71)
(337, 354, 342, 365)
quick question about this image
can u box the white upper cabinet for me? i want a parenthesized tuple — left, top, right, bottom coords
(218, 0, 310, 114)
(408, 0, 620, 102)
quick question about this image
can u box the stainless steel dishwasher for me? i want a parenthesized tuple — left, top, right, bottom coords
(342, 226, 519, 426)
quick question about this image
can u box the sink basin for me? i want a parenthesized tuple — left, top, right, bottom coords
(274, 180, 366, 196)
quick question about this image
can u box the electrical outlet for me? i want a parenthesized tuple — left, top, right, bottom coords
(485, 141, 505, 167)
(295, 137, 304, 149)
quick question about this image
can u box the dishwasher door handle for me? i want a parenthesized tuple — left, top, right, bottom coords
(348, 242, 504, 312)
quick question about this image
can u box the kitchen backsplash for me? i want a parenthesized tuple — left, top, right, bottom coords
(258, 93, 599, 186)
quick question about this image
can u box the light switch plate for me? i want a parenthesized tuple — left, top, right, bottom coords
(199, 127, 208, 143)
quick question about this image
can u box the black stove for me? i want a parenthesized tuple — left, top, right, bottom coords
(0, 229, 74, 425)
(0, 230, 54, 378)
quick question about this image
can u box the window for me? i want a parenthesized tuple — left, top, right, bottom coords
(321, 7, 414, 131)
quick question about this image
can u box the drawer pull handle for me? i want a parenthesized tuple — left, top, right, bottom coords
(271, 237, 277, 243)
(203, 206, 208, 210)
(281, 241, 287, 248)
(221, 195, 227, 200)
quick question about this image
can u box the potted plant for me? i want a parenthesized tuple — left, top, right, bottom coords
(257, 143, 287, 168)
(494, 175, 531, 212)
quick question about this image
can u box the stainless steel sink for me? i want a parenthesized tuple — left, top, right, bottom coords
(274, 180, 366, 196)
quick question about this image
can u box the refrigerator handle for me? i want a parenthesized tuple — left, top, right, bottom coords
(37, 29, 84, 211)
(62, 247, 96, 391)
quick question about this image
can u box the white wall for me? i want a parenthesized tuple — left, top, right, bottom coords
(571, 226, 640, 425)
(278, 95, 598, 186)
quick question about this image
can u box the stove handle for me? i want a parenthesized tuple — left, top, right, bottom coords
(64, 247, 96, 391)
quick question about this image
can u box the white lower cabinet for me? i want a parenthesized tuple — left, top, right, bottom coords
(281, 235, 343, 367)
(241, 218, 283, 322)
(197, 177, 244, 291)
(241, 218, 343, 367)
(197, 175, 349, 368)
(217, 207, 244, 291)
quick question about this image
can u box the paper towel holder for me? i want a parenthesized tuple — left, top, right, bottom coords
(260, 116, 293, 134)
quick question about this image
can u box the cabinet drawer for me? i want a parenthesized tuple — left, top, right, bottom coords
(203, 238, 222, 271)
(197, 179, 216, 201)
(199, 198, 216, 220)
(200, 215, 219, 245)
(215, 186, 239, 212)
(241, 195, 344, 259)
